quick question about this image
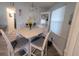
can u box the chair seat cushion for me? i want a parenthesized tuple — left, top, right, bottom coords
(15, 48, 27, 56)
(31, 36, 42, 42)
(31, 36, 45, 48)
(13, 37, 29, 51)
(31, 33, 45, 42)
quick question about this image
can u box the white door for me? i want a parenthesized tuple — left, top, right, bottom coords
(64, 3, 79, 56)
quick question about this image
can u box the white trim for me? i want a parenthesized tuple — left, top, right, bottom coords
(52, 42, 63, 56)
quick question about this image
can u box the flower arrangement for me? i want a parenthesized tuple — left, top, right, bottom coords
(27, 17, 34, 30)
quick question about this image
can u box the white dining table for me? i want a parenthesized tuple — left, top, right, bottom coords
(17, 26, 48, 55)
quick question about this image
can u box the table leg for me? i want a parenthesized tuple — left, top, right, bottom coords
(30, 42, 31, 56)
(28, 39, 31, 56)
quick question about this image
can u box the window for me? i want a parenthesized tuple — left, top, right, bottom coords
(50, 6, 66, 36)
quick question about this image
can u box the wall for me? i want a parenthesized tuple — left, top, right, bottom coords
(0, 4, 8, 26)
(15, 2, 44, 29)
(0, 2, 50, 32)
(0, 3, 11, 32)
(0, 2, 16, 33)
(50, 3, 76, 55)
(0, 2, 46, 32)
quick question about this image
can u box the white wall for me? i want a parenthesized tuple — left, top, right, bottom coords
(0, 2, 16, 33)
(0, 6, 7, 26)
(50, 3, 76, 55)
(0, 3, 10, 29)
(0, 2, 49, 32)
(0, 2, 45, 32)
(15, 2, 44, 29)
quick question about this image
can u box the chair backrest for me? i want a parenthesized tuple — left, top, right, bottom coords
(0, 29, 14, 56)
(42, 31, 51, 50)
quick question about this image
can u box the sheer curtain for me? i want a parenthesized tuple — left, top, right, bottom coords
(50, 6, 66, 37)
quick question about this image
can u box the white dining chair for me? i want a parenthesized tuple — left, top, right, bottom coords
(30, 32, 50, 56)
(0, 29, 29, 56)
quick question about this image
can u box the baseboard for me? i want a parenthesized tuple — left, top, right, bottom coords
(52, 42, 63, 56)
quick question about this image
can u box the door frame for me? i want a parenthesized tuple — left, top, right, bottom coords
(64, 3, 79, 56)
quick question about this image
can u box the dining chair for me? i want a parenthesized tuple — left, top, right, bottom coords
(0, 29, 29, 56)
(30, 32, 50, 56)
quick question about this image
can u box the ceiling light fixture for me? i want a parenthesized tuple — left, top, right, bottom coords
(10, 2, 16, 13)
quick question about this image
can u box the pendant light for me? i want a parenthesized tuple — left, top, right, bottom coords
(10, 2, 15, 13)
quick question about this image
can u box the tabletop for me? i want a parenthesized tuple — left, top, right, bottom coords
(17, 27, 48, 39)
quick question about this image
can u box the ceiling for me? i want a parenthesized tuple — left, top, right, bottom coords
(0, 2, 57, 11)
(26, 2, 57, 11)
(32, 2, 56, 9)
(0, 2, 56, 8)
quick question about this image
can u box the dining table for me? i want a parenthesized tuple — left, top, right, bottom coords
(17, 26, 48, 56)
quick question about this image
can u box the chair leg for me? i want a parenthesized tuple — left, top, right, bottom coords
(46, 43, 48, 56)
(45, 45, 47, 56)
(32, 48, 36, 53)
(30, 44, 31, 56)
(41, 50, 44, 56)
(44, 43, 48, 56)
